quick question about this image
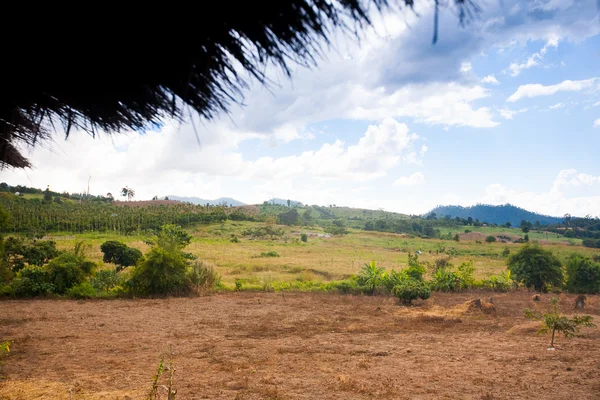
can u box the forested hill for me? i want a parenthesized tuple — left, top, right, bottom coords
(428, 204, 564, 227)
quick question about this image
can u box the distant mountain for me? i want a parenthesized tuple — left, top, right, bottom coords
(264, 198, 304, 207)
(167, 195, 245, 206)
(428, 204, 564, 227)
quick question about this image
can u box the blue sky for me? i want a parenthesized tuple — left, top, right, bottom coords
(3, 0, 600, 216)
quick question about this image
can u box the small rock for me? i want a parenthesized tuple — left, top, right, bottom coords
(406, 349, 412, 353)
(566, 367, 573, 371)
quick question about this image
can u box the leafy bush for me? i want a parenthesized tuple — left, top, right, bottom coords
(300, 233, 308, 243)
(67, 282, 97, 299)
(230, 235, 240, 243)
(406, 253, 426, 281)
(257, 251, 280, 258)
(91, 269, 123, 292)
(480, 270, 513, 292)
(485, 236, 497, 243)
(155, 224, 192, 252)
(11, 266, 55, 297)
(324, 224, 348, 235)
(525, 297, 595, 348)
(100, 241, 142, 271)
(242, 226, 284, 239)
(2, 237, 60, 272)
(453, 234, 460, 242)
(128, 247, 188, 295)
(46, 252, 96, 294)
(507, 245, 563, 292)
(188, 260, 221, 290)
(501, 247, 510, 258)
(381, 269, 405, 293)
(357, 261, 385, 295)
(430, 268, 461, 292)
(393, 279, 431, 305)
(565, 255, 600, 294)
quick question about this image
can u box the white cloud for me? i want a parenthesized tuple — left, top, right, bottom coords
(507, 78, 598, 102)
(394, 172, 425, 186)
(244, 118, 422, 181)
(508, 56, 539, 77)
(419, 145, 428, 157)
(498, 108, 528, 120)
(460, 62, 473, 74)
(549, 102, 565, 109)
(481, 75, 500, 85)
(506, 36, 559, 77)
(594, 118, 600, 127)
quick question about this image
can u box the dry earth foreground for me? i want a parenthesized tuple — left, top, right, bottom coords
(1, 292, 599, 399)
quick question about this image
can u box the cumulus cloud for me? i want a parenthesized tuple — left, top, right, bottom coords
(549, 102, 565, 109)
(507, 78, 598, 102)
(594, 118, 600, 127)
(394, 172, 425, 186)
(243, 118, 422, 181)
(481, 75, 500, 85)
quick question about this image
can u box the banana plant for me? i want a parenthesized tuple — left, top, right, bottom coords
(360, 260, 385, 295)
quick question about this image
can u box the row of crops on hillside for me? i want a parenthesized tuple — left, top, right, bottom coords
(0, 197, 257, 235)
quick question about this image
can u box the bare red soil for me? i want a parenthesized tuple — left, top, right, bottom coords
(1, 292, 599, 399)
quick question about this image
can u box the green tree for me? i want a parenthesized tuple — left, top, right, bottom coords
(507, 245, 563, 292)
(43, 186, 52, 203)
(565, 255, 600, 294)
(485, 235, 496, 243)
(100, 241, 143, 271)
(505, 221, 511, 228)
(525, 298, 595, 348)
(155, 224, 192, 252)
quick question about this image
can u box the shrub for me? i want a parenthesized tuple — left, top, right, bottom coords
(457, 261, 475, 289)
(381, 269, 405, 293)
(565, 255, 600, 294)
(485, 236, 496, 243)
(258, 251, 280, 258)
(480, 270, 513, 292)
(357, 261, 385, 295)
(100, 241, 142, 271)
(453, 234, 460, 242)
(525, 297, 595, 348)
(501, 247, 510, 258)
(593, 254, 600, 263)
(128, 248, 188, 295)
(156, 224, 192, 251)
(67, 282, 97, 299)
(507, 244, 563, 292)
(188, 260, 221, 290)
(300, 233, 308, 243)
(406, 253, 426, 281)
(11, 266, 55, 297)
(91, 269, 123, 292)
(464, 229, 471, 233)
(230, 235, 240, 243)
(46, 253, 95, 294)
(430, 268, 461, 292)
(393, 279, 431, 305)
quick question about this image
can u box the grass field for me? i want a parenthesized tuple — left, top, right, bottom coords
(45, 221, 600, 288)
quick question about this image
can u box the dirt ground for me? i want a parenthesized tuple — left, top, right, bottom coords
(1, 292, 599, 400)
